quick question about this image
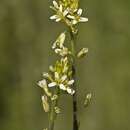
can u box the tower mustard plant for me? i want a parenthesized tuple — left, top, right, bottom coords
(37, 0, 91, 130)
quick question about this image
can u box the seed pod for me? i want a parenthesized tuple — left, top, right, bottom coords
(42, 95, 50, 112)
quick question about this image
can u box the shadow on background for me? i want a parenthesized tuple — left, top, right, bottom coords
(0, 0, 130, 130)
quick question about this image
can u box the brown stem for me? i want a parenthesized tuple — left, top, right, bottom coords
(72, 66, 79, 130)
(69, 30, 79, 130)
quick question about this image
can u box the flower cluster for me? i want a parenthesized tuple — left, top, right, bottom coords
(50, 0, 88, 33)
(37, 2, 89, 130)
(38, 32, 75, 113)
(38, 57, 75, 96)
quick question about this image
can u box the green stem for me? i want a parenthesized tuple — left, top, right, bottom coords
(48, 91, 58, 130)
(69, 30, 79, 130)
(48, 101, 56, 130)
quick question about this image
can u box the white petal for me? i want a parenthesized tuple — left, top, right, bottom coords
(49, 65, 55, 72)
(68, 80, 74, 85)
(63, 9, 68, 16)
(59, 84, 66, 90)
(61, 75, 67, 82)
(72, 20, 78, 25)
(77, 8, 83, 16)
(67, 15, 75, 20)
(43, 72, 49, 78)
(50, 15, 58, 20)
(55, 48, 61, 53)
(59, 4, 63, 12)
(79, 17, 88, 22)
(53, 1, 59, 9)
(52, 42, 57, 49)
(38, 79, 47, 88)
(48, 82, 57, 87)
(72, 9, 78, 13)
(56, 18, 61, 22)
(67, 88, 75, 95)
(55, 72, 59, 80)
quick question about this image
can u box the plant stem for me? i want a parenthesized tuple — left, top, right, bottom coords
(69, 30, 79, 130)
(48, 101, 56, 130)
(48, 91, 58, 130)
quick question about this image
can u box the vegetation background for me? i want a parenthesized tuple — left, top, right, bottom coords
(0, 0, 130, 130)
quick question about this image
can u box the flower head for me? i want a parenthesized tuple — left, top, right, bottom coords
(67, 8, 88, 25)
(52, 32, 66, 49)
(52, 32, 71, 57)
(38, 79, 52, 97)
(50, 0, 88, 33)
(50, 1, 69, 22)
(40, 57, 75, 95)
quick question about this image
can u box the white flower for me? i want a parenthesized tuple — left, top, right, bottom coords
(38, 79, 47, 88)
(52, 32, 71, 57)
(43, 72, 50, 78)
(49, 65, 55, 72)
(67, 87, 75, 95)
(67, 8, 88, 25)
(50, 1, 69, 22)
(55, 48, 61, 53)
(43, 72, 53, 81)
(52, 32, 66, 49)
(38, 79, 52, 97)
(61, 75, 67, 82)
(55, 47, 70, 56)
(46, 71, 75, 95)
(59, 84, 66, 90)
(67, 79, 74, 85)
(39, 57, 75, 95)
(53, 0, 59, 9)
(48, 82, 57, 87)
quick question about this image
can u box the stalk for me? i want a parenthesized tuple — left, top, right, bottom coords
(69, 30, 79, 130)
(48, 101, 56, 130)
(48, 91, 58, 130)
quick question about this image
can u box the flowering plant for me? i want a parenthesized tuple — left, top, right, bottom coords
(37, 1, 91, 130)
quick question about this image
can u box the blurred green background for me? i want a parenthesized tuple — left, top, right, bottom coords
(0, 0, 130, 130)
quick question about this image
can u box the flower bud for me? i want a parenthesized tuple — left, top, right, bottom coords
(84, 93, 92, 108)
(77, 48, 88, 58)
(54, 106, 61, 114)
